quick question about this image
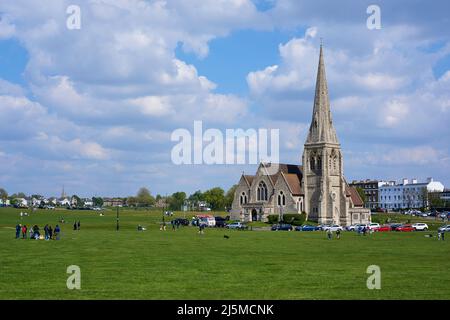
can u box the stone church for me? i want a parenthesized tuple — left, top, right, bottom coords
(231, 45, 370, 226)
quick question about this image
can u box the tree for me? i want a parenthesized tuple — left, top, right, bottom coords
(203, 187, 225, 210)
(168, 192, 186, 211)
(92, 197, 104, 207)
(0, 188, 7, 203)
(136, 187, 155, 207)
(355, 187, 367, 206)
(224, 185, 237, 209)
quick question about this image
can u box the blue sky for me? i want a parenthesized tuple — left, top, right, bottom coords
(0, 0, 449, 198)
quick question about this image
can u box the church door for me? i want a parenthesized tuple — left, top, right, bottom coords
(251, 209, 257, 221)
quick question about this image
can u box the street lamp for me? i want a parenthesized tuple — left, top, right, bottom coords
(116, 206, 119, 231)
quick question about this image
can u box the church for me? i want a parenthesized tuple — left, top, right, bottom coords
(231, 45, 370, 226)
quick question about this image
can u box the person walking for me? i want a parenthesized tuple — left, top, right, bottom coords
(327, 228, 332, 240)
(54, 224, 61, 240)
(15, 224, 21, 239)
(77, 221, 81, 230)
(442, 231, 446, 241)
(73, 221, 77, 230)
(171, 220, 176, 231)
(21, 225, 27, 239)
(336, 228, 341, 240)
(29, 226, 34, 239)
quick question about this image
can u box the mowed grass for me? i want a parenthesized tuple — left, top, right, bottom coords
(0, 208, 449, 300)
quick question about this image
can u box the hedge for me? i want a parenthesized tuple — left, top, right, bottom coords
(267, 213, 306, 226)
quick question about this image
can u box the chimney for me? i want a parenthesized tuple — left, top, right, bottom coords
(402, 178, 409, 185)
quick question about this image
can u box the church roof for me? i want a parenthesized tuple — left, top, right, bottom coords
(243, 175, 255, 186)
(261, 163, 303, 195)
(283, 173, 302, 196)
(305, 44, 339, 145)
(346, 185, 364, 207)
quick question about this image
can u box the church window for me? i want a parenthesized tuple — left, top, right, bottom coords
(277, 191, 286, 206)
(317, 156, 322, 172)
(257, 181, 268, 201)
(310, 156, 315, 170)
(240, 192, 247, 205)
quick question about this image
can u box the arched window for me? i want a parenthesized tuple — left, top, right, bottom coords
(317, 156, 322, 171)
(277, 191, 286, 206)
(240, 192, 247, 205)
(257, 181, 268, 201)
(310, 156, 315, 170)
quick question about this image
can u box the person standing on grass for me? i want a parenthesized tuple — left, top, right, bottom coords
(15, 224, 21, 239)
(77, 221, 80, 230)
(29, 226, 34, 239)
(48, 225, 53, 240)
(171, 220, 176, 231)
(21, 225, 27, 239)
(73, 221, 77, 230)
(327, 228, 332, 240)
(44, 224, 49, 240)
(54, 225, 60, 240)
(442, 231, 445, 241)
(336, 228, 341, 240)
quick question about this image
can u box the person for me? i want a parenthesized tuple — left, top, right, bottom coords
(33, 225, 40, 239)
(336, 228, 341, 239)
(29, 226, 34, 239)
(15, 224, 21, 239)
(171, 220, 176, 230)
(438, 231, 442, 241)
(21, 225, 27, 239)
(48, 225, 53, 240)
(77, 221, 80, 230)
(442, 231, 446, 241)
(44, 224, 49, 240)
(54, 225, 60, 240)
(362, 226, 367, 236)
(327, 228, 332, 240)
(73, 221, 77, 230)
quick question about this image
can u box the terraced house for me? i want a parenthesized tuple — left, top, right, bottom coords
(231, 45, 370, 226)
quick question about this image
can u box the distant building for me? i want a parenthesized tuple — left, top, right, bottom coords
(103, 197, 124, 207)
(378, 177, 444, 210)
(349, 180, 386, 210)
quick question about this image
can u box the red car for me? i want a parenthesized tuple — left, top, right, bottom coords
(377, 225, 391, 232)
(396, 224, 415, 232)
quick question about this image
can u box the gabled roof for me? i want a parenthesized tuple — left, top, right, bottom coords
(346, 185, 364, 207)
(282, 173, 302, 195)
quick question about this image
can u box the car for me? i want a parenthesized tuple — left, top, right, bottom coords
(353, 224, 368, 232)
(412, 223, 428, 231)
(171, 218, 189, 226)
(420, 213, 429, 218)
(322, 224, 343, 232)
(377, 225, 391, 232)
(214, 216, 227, 228)
(317, 224, 329, 231)
(164, 211, 174, 216)
(368, 223, 380, 231)
(438, 225, 450, 233)
(388, 223, 402, 231)
(271, 224, 293, 231)
(396, 224, 415, 232)
(226, 222, 247, 230)
(295, 225, 319, 231)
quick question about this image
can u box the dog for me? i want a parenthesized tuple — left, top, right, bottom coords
(223, 235, 230, 239)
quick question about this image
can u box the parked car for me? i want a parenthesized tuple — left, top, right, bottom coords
(368, 223, 380, 231)
(295, 225, 320, 231)
(226, 222, 248, 230)
(317, 224, 329, 231)
(438, 225, 450, 233)
(412, 223, 428, 231)
(377, 225, 391, 232)
(271, 224, 293, 231)
(172, 218, 190, 226)
(322, 225, 343, 232)
(389, 223, 403, 231)
(214, 216, 227, 228)
(396, 224, 415, 232)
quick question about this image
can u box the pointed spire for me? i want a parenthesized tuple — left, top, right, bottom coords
(305, 43, 339, 145)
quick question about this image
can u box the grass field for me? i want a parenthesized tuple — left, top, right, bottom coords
(0, 207, 449, 300)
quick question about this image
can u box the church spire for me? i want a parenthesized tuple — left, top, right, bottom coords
(305, 44, 339, 145)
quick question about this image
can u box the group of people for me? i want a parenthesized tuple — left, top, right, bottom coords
(326, 228, 341, 240)
(438, 230, 445, 241)
(73, 221, 81, 230)
(15, 223, 61, 240)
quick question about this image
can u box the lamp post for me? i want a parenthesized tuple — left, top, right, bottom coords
(116, 206, 119, 231)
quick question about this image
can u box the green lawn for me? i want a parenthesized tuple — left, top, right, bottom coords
(0, 207, 449, 299)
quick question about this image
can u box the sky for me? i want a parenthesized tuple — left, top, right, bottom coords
(0, 0, 449, 198)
